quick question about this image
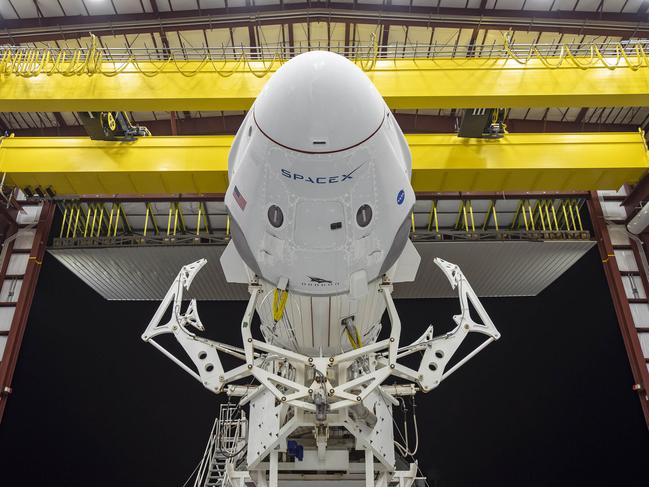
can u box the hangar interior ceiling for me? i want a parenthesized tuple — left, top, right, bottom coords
(2, 0, 649, 136)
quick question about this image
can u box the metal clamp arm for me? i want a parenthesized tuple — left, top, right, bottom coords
(389, 257, 501, 392)
(141, 259, 250, 393)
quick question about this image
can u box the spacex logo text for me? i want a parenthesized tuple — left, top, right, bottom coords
(280, 162, 366, 184)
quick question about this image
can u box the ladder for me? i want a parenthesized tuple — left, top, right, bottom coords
(204, 455, 227, 487)
(195, 403, 248, 487)
(590, 190, 649, 427)
(0, 199, 55, 423)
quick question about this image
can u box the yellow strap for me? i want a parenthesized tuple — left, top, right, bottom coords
(272, 288, 288, 322)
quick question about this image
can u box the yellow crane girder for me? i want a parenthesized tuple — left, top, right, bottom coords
(0, 132, 646, 195)
(3, 58, 649, 111)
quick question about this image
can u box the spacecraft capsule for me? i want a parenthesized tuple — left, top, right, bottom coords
(225, 51, 415, 296)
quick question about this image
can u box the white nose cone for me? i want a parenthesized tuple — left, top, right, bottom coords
(253, 51, 386, 153)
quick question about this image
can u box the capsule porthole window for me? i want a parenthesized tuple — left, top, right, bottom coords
(268, 205, 284, 228)
(356, 204, 372, 227)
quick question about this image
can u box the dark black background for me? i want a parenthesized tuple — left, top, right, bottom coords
(1, 247, 648, 486)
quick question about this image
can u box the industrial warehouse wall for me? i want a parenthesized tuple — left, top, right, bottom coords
(0, 249, 648, 486)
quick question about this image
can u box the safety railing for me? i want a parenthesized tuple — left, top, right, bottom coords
(417, 198, 588, 234)
(52, 197, 591, 248)
(4, 39, 649, 61)
(194, 418, 219, 487)
(510, 199, 585, 233)
(55, 201, 224, 242)
(3, 37, 649, 78)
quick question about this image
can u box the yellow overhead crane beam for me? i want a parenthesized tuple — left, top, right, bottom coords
(4, 57, 649, 111)
(0, 132, 646, 195)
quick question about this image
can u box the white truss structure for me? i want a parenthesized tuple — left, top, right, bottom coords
(142, 258, 500, 487)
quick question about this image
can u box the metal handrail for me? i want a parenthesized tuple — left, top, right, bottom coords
(3, 39, 649, 62)
(194, 417, 219, 487)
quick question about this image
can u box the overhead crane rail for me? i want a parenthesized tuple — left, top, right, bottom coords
(4, 40, 649, 110)
(0, 132, 646, 196)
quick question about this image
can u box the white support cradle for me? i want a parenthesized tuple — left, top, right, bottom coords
(142, 257, 500, 487)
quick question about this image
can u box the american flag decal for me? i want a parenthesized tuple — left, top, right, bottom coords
(233, 185, 247, 211)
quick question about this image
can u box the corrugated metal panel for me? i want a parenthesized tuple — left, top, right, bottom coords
(48, 240, 595, 301)
(49, 246, 246, 301)
(397, 240, 595, 298)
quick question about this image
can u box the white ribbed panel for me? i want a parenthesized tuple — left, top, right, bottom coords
(608, 225, 631, 246)
(0, 336, 7, 361)
(630, 303, 649, 328)
(622, 275, 646, 299)
(254, 278, 386, 355)
(0, 307, 15, 332)
(6, 254, 29, 275)
(13, 228, 35, 250)
(638, 333, 649, 359)
(16, 205, 41, 225)
(601, 200, 627, 220)
(614, 249, 638, 272)
(0, 279, 22, 302)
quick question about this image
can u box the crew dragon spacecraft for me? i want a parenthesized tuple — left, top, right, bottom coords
(142, 51, 500, 487)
